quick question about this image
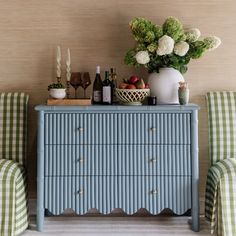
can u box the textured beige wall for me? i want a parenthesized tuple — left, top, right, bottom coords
(0, 0, 235, 198)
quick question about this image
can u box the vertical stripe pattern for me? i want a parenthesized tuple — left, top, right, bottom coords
(44, 145, 191, 176)
(45, 113, 190, 145)
(44, 176, 191, 215)
(37, 106, 199, 231)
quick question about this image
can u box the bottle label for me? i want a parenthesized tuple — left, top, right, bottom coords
(103, 86, 111, 103)
(93, 91, 101, 102)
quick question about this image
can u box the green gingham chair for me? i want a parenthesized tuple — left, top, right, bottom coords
(0, 93, 29, 235)
(205, 91, 236, 236)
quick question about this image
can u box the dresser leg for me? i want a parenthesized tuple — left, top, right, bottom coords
(37, 208, 44, 232)
(37, 111, 45, 232)
(191, 110, 200, 232)
(191, 203, 199, 231)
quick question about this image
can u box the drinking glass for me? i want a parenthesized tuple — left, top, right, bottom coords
(70, 72, 82, 98)
(81, 72, 91, 98)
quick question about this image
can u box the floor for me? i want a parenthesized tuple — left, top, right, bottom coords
(23, 202, 211, 236)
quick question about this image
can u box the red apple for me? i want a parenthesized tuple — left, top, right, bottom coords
(129, 75, 139, 84)
(126, 84, 137, 89)
(145, 83, 150, 89)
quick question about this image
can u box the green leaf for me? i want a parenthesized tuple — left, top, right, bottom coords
(162, 17, 184, 41)
(124, 49, 137, 66)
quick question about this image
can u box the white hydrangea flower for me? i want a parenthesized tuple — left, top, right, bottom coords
(135, 51, 150, 64)
(174, 41, 190, 56)
(205, 36, 221, 51)
(156, 35, 175, 56)
(185, 28, 201, 42)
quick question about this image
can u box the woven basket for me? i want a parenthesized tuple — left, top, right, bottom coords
(115, 88, 150, 105)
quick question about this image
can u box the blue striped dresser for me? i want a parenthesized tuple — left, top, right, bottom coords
(35, 104, 200, 232)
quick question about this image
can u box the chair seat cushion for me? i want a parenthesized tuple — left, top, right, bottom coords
(0, 159, 28, 236)
(205, 158, 236, 236)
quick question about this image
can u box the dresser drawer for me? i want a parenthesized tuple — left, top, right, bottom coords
(118, 113, 191, 144)
(44, 176, 117, 215)
(44, 112, 191, 145)
(119, 145, 191, 176)
(44, 145, 118, 176)
(115, 176, 192, 215)
(45, 144, 190, 176)
(44, 176, 191, 215)
(44, 113, 118, 144)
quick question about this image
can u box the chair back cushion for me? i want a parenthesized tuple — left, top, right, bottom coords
(206, 91, 236, 166)
(0, 93, 29, 165)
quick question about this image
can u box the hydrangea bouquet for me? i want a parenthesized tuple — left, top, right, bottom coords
(124, 17, 221, 74)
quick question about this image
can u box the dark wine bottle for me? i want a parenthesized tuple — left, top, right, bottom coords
(102, 71, 113, 105)
(92, 66, 103, 104)
(110, 67, 118, 104)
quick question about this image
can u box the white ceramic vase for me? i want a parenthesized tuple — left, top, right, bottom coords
(49, 88, 66, 99)
(148, 67, 184, 104)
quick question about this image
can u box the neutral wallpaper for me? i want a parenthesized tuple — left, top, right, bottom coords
(0, 0, 235, 200)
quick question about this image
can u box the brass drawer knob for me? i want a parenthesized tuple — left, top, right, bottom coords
(150, 158, 157, 163)
(77, 189, 84, 195)
(150, 127, 156, 132)
(77, 158, 84, 163)
(78, 127, 84, 132)
(152, 189, 158, 195)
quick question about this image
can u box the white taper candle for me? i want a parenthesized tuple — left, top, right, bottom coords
(56, 46, 61, 78)
(66, 48, 71, 81)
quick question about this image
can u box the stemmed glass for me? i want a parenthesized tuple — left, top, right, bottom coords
(70, 72, 82, 98)
(81, 72, 91, 98)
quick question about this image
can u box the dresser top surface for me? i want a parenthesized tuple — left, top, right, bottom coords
(35, 104, 199, 112)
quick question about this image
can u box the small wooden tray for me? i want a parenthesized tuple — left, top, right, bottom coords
(47, 98, 91, 106)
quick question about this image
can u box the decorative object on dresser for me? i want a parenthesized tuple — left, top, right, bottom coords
(70, 72, 82, 98)
(102, 71, 113, 104)
(116, 75, 150, 105)
(147, 96, 157, 105)
(56, 46, 62, 83)
(124, 17, 221, 104)
(49, 46, 92, 105)
(115, 88, 150, 105)
(47, 98, 91, 106)
(178, 82, 189, 105)
(35, 104, 200, 232)
(81, 72, 91, 98)
(66, 48, 71, 98)
(92, 66, 103, 104)
(48, 83, 66, 99)
(148, 68, 184, 104)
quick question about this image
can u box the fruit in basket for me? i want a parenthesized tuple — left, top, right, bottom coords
(126, 84, 137, 89)
(118, 76, 150, 90)
(119, 83, 129, 89)
(129, 75, 139, 84)
(135, 79, 145, 89)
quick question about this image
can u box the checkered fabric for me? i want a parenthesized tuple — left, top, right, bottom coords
(0, 93, 29, 236)
(206, 91, 236, 166)
(0, 93, 28, 166)
(205, 91, 236, 236)
(0, 159, 28, 235)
